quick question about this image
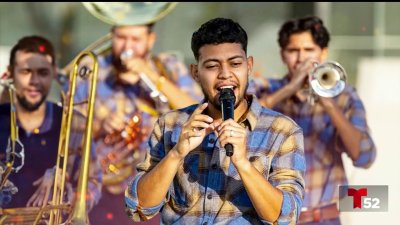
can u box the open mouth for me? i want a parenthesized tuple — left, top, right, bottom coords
(216, 85, 237, 93)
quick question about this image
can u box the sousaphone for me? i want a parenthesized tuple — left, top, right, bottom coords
(61, 2, 178, 75)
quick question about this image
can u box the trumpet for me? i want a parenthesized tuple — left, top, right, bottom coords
(307, 61, 347, 105)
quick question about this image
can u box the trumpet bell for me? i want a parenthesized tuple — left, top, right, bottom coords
(309, 61, 346, 98)
(82, 2, 178, 26)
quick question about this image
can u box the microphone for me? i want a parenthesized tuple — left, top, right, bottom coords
(219, 87, 235, 157)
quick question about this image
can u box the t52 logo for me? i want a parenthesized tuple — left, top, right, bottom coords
(339, 185, 388, 212)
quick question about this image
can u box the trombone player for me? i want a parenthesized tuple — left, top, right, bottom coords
(250, 16, 377, 225)
(0, 36, 102, 214)
(68, 3, 203, 225)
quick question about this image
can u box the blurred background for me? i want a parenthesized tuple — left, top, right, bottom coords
(1, 2, 399, 224)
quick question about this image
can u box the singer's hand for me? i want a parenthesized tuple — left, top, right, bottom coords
(216, 119, 247, 164)
(175, 103, 214, 159)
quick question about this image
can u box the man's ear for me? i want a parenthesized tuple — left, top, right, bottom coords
(5, 65, 12, 78)
(52, 65, 58, 79)
(148, 31, 156, 50)
(190, 64, 199, 82)
(247, 56, 254, 76)
(280, 49, 286, 64)
(321, 47, 329, 61)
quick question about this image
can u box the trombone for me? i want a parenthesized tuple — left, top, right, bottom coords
(0, 51, 98, 225)
(49, 51, 99, 225)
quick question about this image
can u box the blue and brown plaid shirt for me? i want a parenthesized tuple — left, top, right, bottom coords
(72, 52, 204, 194)
(249, 76, 377, 209)
(125, 95, 305, 225)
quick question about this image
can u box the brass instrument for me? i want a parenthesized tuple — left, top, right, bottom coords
(60, 3, 178, 111)
(50, 51, 99, 225)
(0, 80, 24, 184)
(61, 2, 178, 76)
(58, 2, 178, 189)
(101, 111, 152, 187)
(0, 52, 99, 225)
(0, 79, 21, 203)
(307, 61, 347, 105)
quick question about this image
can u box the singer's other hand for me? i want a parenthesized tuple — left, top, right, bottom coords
(175, 103, 215, 158)
(216, 118, 247, 164)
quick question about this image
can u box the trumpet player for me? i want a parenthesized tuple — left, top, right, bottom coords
(250, 16, 376, 225)
(71, 22, 204, 225)
(0, 36, 102, 211)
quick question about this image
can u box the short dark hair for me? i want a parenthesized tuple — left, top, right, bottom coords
(191, 17, 248, 61)
(278, 16, 330, 49)
(9, 35, 56, 68)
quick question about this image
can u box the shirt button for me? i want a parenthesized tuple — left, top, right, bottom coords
(207, 194, 212, 199)
(203, 222, 208, 225)
(211, 164, 217, 170)
(209, 138, 215, 144)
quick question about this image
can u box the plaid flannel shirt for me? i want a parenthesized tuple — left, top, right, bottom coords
(125, 95, 305, 225)
(249, 76, 376, 209)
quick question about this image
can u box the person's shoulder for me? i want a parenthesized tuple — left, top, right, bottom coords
(340, 83, 363, 101)
(259, 106, 302, 134)
(0, 103, 11, 121)
(0, 103, 11, 112)
(155, 51, 185, 64)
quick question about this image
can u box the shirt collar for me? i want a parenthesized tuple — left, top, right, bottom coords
(17, 101, 54, 135)
(238, 94, 261, 131)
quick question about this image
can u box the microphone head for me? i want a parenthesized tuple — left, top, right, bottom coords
(219, 88, 235, 103)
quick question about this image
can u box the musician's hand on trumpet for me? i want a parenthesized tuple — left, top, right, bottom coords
(288, 58, 318, 99)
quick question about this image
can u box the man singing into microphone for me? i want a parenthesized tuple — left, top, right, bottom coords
(125, 17, 305, 224)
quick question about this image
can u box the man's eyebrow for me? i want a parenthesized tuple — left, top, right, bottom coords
(202, 55, 244, 65)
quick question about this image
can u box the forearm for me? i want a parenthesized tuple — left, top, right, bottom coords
(261, 84, 296, 109)
(145, 70, 197, 109)
(157, 77, 198, 109)
(325, 103, 362, 160)
(137, 147, 183, 207)
(235, 159, 283, 222)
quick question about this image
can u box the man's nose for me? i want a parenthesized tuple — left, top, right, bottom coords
(29, 72, 40, 85)
(218, 64, 232, 79)
(123, 40, 136, 51)
(298, 50, 306, 63)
